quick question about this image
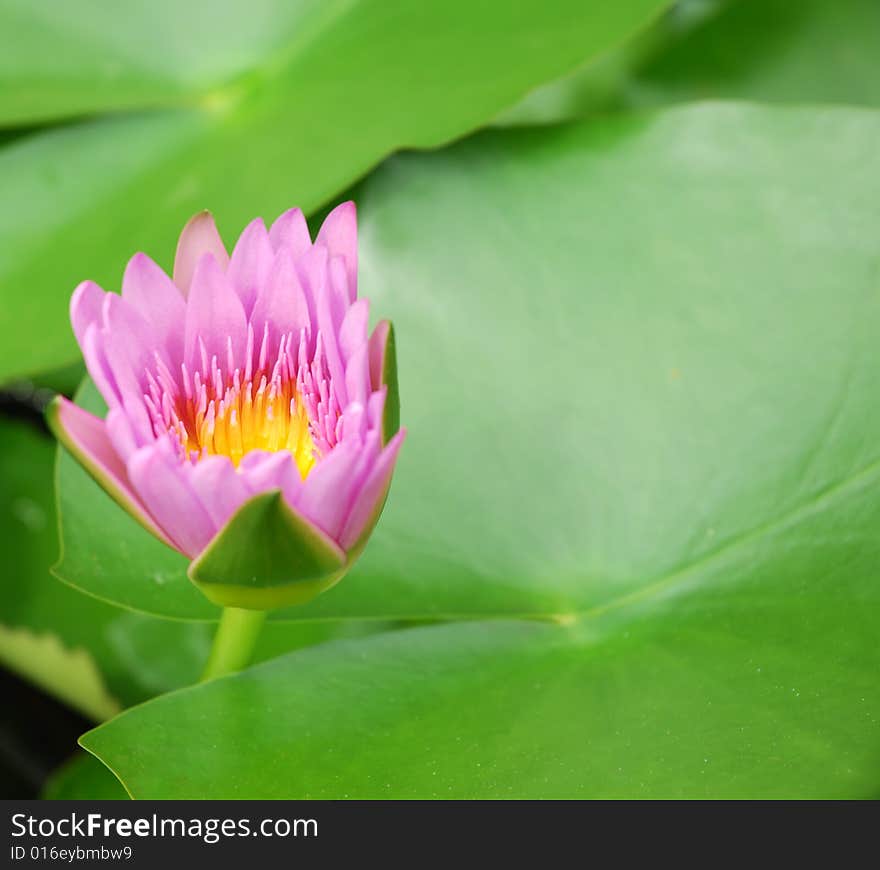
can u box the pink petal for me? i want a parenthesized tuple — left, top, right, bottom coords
(122, 252, 186, 363)
(298, 439, 364, 541)
(340, 428, 406, 550)
(339, 297, 369, 363)
(184, 253, 248, 378)
(293, 244, 326, 349)
(70, 280, 105, 348)
(368, 319, 391, 392)
(269, 207, 312, 261)
(127, 444, 216, 558)
(340, 401, 367, 442)
(367, 386, 387, 431)
(100, 294, 159, 389)
(316, 201, 357, 303)
(248, 248, 310, 351)
(239, 450, 303, 508)
(344, 343, 370, 407)
(72, 284, 121, 412)
(186, 455, 252, 530)
(105, 407, 139, 461)
(316, 255, 350, 407)
(228, 217, 273, 316)
(48, 397, 173, 547)
(173, 211, 229, 296)
(101, 295, 162, 444)
(82, 323, 121, 408)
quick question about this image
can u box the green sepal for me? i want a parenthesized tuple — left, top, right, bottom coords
(379, 320, 400, 445)
(188, 491, 347, 611)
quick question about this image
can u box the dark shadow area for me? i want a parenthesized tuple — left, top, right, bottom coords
(0, 668, 89, 798)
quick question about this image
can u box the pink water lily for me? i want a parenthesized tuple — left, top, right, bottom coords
(49, 203, 404, 607)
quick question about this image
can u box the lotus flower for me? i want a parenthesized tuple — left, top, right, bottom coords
(49, 203, 404, 610)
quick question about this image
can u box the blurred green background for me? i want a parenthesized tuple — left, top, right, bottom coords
(1, 0, 879, 798)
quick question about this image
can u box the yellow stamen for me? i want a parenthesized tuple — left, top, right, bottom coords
(175, 378, 315, 478)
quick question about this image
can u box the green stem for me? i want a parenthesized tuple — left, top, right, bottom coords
(201, 607, 267, 681)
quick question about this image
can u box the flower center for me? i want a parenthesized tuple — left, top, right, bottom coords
(178, 372, 315, 475)
(144, 326, 339, 478)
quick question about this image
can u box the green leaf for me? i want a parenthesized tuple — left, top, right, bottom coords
(635, 0, 880, 106)
(189, 491, 347, 610)
(57, 104, 880, 630)
(494, 0, 714, 127)
(499, 0, 880, 126)
(0, 0, 668, 384)
(0, 1, 665, 125)
(43, 752, 128, 800)
(83, 483, 880, 800)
